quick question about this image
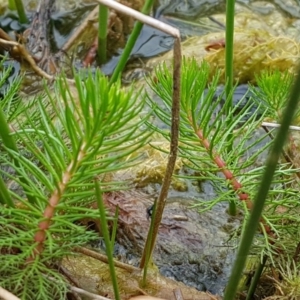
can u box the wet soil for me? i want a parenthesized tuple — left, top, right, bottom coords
(102, 190, 241, 295)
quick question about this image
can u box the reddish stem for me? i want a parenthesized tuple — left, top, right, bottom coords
(192, 122, 275, 238)
(27, 144, 86, 262)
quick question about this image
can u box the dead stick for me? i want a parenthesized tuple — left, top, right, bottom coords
(0, 38, 77, 85)
(0, 38, 53, 80)
(0, 287, 21, 300)
(140, 36, 181, 268)
(70, 286, 110, 300)
(75, 246, 140, 273)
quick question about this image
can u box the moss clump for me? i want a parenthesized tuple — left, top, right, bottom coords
(133, 143, 187, 191)
(147, 27, 300, 84)
(204, 29, 300, 84)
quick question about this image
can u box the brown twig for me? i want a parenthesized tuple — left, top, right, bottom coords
(96, 0, 180, 36)
(173, 288, 184, 300)
(0, 36, 76, 85)
(0, 38, 53, 80)
(0, 287, 21, 300)
(75, 246, 140, 273)
(262, 121, 300, 131)
(44, 274, 110, 300)
(70, 287, 110, 300)
(140, 36, 181, 268)
(0, 28, 15, 50)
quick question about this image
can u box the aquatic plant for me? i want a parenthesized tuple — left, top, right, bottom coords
(145, 57, 300, 299)
(2, 0, 300, 298)
(93, 1, 300, 298)
(0, 59, 150, 299)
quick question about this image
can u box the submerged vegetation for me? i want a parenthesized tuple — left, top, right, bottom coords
(1, 0, 300, 299)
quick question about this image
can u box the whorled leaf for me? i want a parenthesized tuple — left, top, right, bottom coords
(0, 66, 151, 299)
(146, 58, 300, 256)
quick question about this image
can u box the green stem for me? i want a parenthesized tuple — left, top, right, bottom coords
(228, 199, 236, 215)
(98, 4, 108, 65)
(0, 106, 36, 204)
(0, 173, 14, 207)
(224, 65, 300, 300)
(245, 255, 267, 300)
(225, 0, 235, 111)
(95, 181, 120, 300)
(110, 205, 119, 248)
(109, 0, 154, 85)
(225, 0, 236, 215)
(8, 0, 16, 10)
(14, 0, 28, 24)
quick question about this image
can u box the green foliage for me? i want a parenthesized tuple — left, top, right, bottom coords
(277, 258, 300, 299)
(8, 0, 16, 10)
(147, 58, 271, 208)
(0, 61, 36, 205)
(147, 58, 300, 298)
(252, 70, 295, 121)
(0, 61, 150, 299)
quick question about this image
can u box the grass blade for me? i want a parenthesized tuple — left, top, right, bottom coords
(94, 180, 120, 300)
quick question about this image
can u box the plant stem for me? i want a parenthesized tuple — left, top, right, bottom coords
(191, 121, 276, 240)
(0, 107, 36, 204)
(97, 4, 108, 64)
(225, 0, 235, 102)
(109, 0, 154, 84)
(225, 0, 236, 215)
(110, 205, 119, 247)
(14, 0, 28, 24)
(142, 200, 157, 286)
(245, 255, 268, 300)
(140, 37, 181, 268)
(224, 64, 300, 300)
(95, 181, 120, 300)
(8, 0, 16, 10)
(0, 174, 14, 207)
(27, 142, 87, 261)
(228, 199, 236, 215)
